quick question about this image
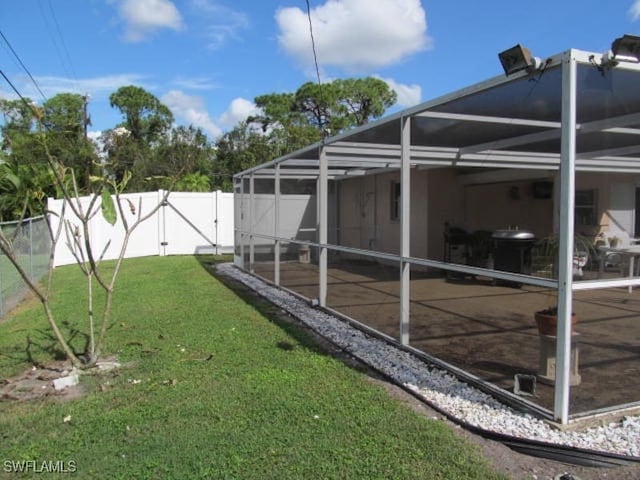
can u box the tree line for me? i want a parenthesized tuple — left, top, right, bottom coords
(0, 77, 396, 221)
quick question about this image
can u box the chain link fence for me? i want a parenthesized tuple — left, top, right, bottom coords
(0, 216, 51, 319)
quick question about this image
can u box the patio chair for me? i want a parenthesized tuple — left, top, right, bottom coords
(600, 230, 640, 273)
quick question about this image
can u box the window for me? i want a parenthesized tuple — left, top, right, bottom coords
(390, 181, 401, 221)
(575, 189, 597, 226)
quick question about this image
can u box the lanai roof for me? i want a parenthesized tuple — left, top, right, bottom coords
(236, 47, 640, 181)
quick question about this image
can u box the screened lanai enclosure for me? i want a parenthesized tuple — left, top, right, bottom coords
(234, 43, 640, 425)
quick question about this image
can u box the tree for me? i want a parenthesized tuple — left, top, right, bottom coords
(216, 77, 397, 185)
(42, 93, 96, 191)
(0, 95, 99, 219)
(107, 86, 174, 184)
(175, 172, 211, 192)
(334, 77, 397, 126)
(0, 161, 56, 221)
(109, 85, 173, 145)
(122, 125, 215, 191)
(294, 81, 345, 134)
(252, 77, 397, 142)
(0, 127, 169, 369)
(213, 122, 276, 191)
(0, 98, 38, 152)
(0, 99, 56, 220)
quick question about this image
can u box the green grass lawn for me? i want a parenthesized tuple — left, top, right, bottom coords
(0, 256, 506, 479)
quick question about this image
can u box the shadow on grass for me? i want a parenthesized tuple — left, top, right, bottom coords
(1, 320, 92, 373)
(193, 255, 376, 377)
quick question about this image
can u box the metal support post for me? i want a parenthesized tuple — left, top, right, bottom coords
(249, 174, 255, 273)
(554, 50, 577, 425)
(239, 178, 245, 269)
(28, 217, 34, 281)
(400, 116, 411, 345)
(274, 164, 281, 286)
(319, 146, 328, 307)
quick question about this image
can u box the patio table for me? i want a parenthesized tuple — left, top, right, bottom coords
(597, 245, 640, 292)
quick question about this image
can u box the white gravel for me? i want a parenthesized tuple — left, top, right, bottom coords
(218, 263, 640, 458)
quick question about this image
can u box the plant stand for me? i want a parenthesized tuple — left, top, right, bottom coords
(537, 333, 581, 386)
(298, 245, 310, 263)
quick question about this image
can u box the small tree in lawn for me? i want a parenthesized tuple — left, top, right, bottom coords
(0, 129, 168, 369)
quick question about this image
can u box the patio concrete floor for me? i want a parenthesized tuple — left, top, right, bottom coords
(253, 259, 640, 417)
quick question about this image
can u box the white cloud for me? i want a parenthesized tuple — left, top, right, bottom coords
(172, 76, 218, 91)
(630, 0, 640, 20)
(162, 90, 222, 138)
(191, 0, 249, 50)
(113, 0, 183, 42)
(276, 0, 430, 72)
(87, 130, 103, 142)
(33, 74, 149, 98)
(0, 73, 149, 103)
(161, 91, 259, 139)
(218, 98, 259, 129)
(375, 76, 421, 108)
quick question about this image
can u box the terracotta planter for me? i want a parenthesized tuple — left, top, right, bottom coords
(534, 310, 577, 336)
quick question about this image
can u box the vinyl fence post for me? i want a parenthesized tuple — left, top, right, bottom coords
(214, 190, 220, 255)
(158, 189, 166, 256)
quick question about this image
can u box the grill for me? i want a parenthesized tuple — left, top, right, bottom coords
(491, 229, 536, 285)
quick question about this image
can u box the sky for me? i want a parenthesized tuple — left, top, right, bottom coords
(1, 0, 640, 143)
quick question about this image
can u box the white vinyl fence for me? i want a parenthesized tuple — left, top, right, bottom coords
(48, 190, 234, 268)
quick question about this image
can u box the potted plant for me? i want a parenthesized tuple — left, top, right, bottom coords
(531, 233, 595, 336)
(534, 307, 577, 336)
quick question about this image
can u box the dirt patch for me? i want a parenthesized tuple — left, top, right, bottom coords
(1, 360, 81, 402)
(0, 357, 120, 403)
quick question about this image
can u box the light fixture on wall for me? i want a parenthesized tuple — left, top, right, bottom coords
(601, 34, 640, 67)
(498, 44, 543, 76)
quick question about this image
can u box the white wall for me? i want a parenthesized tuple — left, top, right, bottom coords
(48, 190, 234, 267)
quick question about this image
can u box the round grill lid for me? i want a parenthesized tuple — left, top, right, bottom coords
(492, 229, 535, 240)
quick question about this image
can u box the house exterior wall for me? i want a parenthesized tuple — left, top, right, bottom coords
(462, 180, 553, 236)
(426, 168, 466, 260)
(578, 172, 640, 239)
(336, 168, 640, 263)
(337, 169, 430, 257)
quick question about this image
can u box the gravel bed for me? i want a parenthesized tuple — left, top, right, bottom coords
(218, 263, 640, 458)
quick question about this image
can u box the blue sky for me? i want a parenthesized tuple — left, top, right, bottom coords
(1, 0, 640, 143)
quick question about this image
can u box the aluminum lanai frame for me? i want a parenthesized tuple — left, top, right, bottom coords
(234, 48, 640, 425)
